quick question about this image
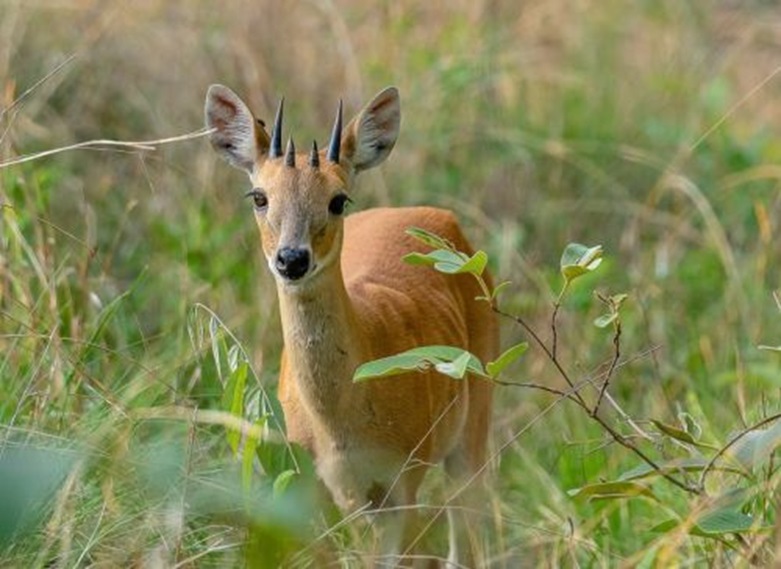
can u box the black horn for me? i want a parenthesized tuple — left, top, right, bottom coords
(309, 140, 320, 168)
(326, 100, 343, 163)
(269, 98, 284, 159)
(285, 137, 296, 167)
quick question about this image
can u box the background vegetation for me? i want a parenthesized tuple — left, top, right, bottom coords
(1, 0, 780, 566)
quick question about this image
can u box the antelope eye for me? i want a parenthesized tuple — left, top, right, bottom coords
(245, 188, 268, 210)
(328, 193, 351, 216)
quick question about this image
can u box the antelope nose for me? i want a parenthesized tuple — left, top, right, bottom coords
(275, 247, 310, 280)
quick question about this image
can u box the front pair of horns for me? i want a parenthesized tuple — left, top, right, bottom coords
(268, 99, 343, 167)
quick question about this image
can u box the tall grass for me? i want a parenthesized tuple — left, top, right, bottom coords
(2, 0, 780, 566)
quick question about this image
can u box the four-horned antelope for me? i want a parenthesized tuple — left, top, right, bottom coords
(205, 84, 498, 566)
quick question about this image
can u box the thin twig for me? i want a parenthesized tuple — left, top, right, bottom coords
(551, 300, 562, 360)
(697, 412, 781, 492)
(491, 379, 570, 398)
(0, 128, 213, 170)
(1, 55, 77, 121)
(592, 319, 621, 417)
(689, 65, 781, 153)
(589, 409, 699, 494)
(493, 305, 587, 407)
(494, 306, 700, 495)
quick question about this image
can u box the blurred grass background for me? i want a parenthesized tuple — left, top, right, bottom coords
(1, 0, 781, 566)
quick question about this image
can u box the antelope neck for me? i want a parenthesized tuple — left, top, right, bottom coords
(276, 264, 364, 417)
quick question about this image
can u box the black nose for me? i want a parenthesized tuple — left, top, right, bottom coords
(275, 247, 310, 280)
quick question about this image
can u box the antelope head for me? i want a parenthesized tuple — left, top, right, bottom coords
(205, 85, 401, 288)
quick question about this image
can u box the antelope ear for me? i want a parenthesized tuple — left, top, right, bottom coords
(342, 87, 400, 172)
(205, 84, 270, 173)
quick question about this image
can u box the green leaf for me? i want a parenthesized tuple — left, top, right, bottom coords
(650, 419, 716, 449)
(618, 457, 744, 481)
(698, 509, 760, 535)
(567, 481, 657, 502)
(652, 510, 767, 537)
(453, 250, 488, 276)
(272, 470, 298, 497)
(560, 243, 603, 284)
(651, 419, 697, 444)
(404, 248, 487, 276)
(353, 346, 486, 382)
(728, 421, 781, 470)
(758, 344, 781, 352)
(242, 420, 264, 493)
(403, 249, 465, 269)
(434, 351, 473, 379)
(403, 252, 437, 267)
(432, 251, 472, 274)
(405, 227, 454, 250)
(223, 362, 248, 454)
(486, 342, 529, 378)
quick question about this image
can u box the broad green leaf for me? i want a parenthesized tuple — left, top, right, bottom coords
(353, 346, 486, 382)
(653, 510, 766, 537)
(729, 421, 781, 470)
(403, 252, 437, 267)
(451, 250, 488, 276)
(353, 353, 433, 380)
(405, 227, 454, 250)
(567, 481, 657, 502)
(698, 509, 760, 535)
(486, 342, 529, 378)
(650, 518, 710, 536)
(594, 312, 618, 328)
(435, 351, 473, 379)
(618, 457, 743, 481)
(560, 243, 603, 284)
(404, 248, 487, 276)
(403, 249, 466, 270)
(432, 251, 474, 274)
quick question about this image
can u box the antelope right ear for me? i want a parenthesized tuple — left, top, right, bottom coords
(341, 87, 401, 172)
(205, 84, 270, 173)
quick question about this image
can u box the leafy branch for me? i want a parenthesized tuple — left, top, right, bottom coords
(352, 228, 781, 556)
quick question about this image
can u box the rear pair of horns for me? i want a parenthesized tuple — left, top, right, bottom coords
(269, 99, 343, 167)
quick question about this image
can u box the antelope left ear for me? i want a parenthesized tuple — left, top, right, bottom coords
(342, 87, 400, 172)
(205, 84, 270, 173)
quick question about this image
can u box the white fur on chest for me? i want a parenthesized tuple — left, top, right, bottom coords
(315, 443, 407, 512)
